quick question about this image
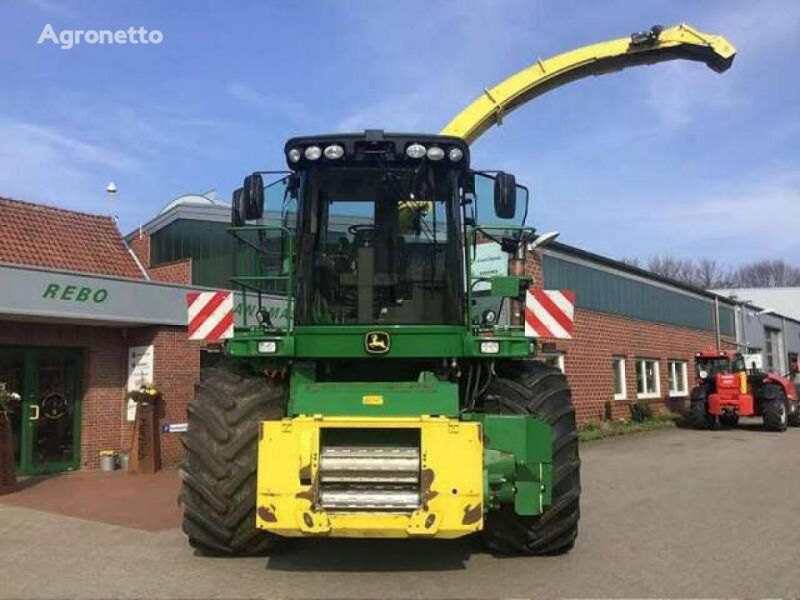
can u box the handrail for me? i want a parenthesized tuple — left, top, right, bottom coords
(440, 23, 735, 144)
(228, 225, 295, 332)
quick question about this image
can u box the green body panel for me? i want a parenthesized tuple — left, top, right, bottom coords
(227, 326, 536, 360)
(289, 364, 459, 417)
(490, 275, 528, 298)
(294, 325, 464, 358)
(464, 413, 553, 515)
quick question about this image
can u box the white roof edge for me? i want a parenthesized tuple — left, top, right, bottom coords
(124, 203, 231, 241)
(0, 260, 221, 292)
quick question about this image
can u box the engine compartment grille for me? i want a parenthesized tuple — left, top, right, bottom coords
(318, 431, 421, 512)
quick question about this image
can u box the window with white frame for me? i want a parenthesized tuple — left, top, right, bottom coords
(668, 360, 688, 397)
(636, 358, 660, 398)
(541, 353, 565, 373)
(612, 357, 627, 400)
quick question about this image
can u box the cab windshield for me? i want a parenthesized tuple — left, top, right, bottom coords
(696, 357, 732, 377)
(295, 166, 463, 325)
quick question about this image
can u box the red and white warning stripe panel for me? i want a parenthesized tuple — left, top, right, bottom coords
(525, 290, 576, 339)
(186, 291, 234, 341)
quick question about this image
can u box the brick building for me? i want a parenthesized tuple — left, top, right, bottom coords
(0, 197, 200, 474)
(0, 195, 789, 474)
(525, 245, 737, 422)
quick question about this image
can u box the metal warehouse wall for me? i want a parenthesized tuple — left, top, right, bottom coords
(150, 219, 234, 289)
(541, 253, 735, 336)
(737, 305, 800, 373)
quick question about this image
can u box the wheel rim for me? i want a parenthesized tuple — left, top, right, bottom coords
(781, 403, 787, 425)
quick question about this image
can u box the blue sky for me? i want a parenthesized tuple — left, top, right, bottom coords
(1, 0, 798, 264)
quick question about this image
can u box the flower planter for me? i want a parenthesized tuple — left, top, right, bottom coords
(99, 453, 117, 472)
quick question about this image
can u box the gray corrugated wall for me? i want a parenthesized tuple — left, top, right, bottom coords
(542, 255, 728, 333)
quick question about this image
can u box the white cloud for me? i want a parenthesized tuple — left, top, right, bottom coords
(644, 1, 800, 128)
(0, 120, 132, 212)
(11, 122, 138, 170)
(0, 97, 233, 218)
(226, 82, 315, 125)
(626, 171, 800, 258)
(24, 0, 80, 17)
(645, 61, 741, 128)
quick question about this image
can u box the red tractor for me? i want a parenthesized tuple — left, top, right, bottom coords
(690, 349, 800, 431)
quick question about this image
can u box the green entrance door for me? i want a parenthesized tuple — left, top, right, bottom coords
(0, 347, 82, 475)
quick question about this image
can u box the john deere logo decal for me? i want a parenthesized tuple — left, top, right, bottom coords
(365, 331, 390, 354)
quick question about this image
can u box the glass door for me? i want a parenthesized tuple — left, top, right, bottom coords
(0, 347, 82, 475)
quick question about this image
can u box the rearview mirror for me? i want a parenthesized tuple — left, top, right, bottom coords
(233, 173, 265, 225)
(231, 187, 245, 226)
(494, 172, 517, 219)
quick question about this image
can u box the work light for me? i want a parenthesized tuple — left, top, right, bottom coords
(448, 147, 463, 162)
(426, 146, 444, 161)
(304, 146, 322, 160)
(258, 341, 278, 354)
(406, 143, 426, 159)
(287, 148, 301, 163)
(324, 144, 344, 159)
(480, 341, 500, 354)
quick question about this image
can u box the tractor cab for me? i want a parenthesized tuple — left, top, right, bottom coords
(694, 349, 745, 381)
(228, 131, 538, 360)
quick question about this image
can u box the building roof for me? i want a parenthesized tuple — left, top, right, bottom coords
(712, 286, 800, 323)
(0, 196, 145, 279)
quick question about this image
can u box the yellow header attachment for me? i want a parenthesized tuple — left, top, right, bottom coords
(440, 23, 736, 144)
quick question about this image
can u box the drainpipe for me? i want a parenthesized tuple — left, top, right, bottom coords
(124, 239, 151, 281)
(714, 297, 721, 350)
(781, 315, 787, 373)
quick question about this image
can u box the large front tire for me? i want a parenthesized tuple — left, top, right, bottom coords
(180, 360, 287, 556)
(479, 361, 580, 555)
(761, 385, 788, 432)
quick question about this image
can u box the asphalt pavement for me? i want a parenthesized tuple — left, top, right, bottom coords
(1, 421, 798, 599)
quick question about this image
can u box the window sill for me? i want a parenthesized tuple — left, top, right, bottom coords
(613, 394, 627, 401)
(669, 391, 688, 398)
(636, 393, 660, 400)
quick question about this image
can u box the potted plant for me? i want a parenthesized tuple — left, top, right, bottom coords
(0, 382, 21, 494)
(98, 449, 118, 471)
(127, 383, 161, 407)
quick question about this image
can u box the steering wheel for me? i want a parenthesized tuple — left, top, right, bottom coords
(348, 224, 379, 246)
(347, 224, 378, 236)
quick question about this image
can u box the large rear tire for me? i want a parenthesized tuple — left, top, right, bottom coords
(761, 385, 788, 432)
(479, 361, 580, 555)
(180, 359, 287, 556)
(690, 399, 716, 430)
(788, 399, 800, 427)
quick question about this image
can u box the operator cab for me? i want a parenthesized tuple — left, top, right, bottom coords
(231, 131, 529, 329)
(695, 350, 746, 381)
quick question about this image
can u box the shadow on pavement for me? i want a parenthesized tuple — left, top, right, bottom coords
(264, 536, 480, 572)
(0, 469, 181, 530)
(6, 473, 59, 493)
